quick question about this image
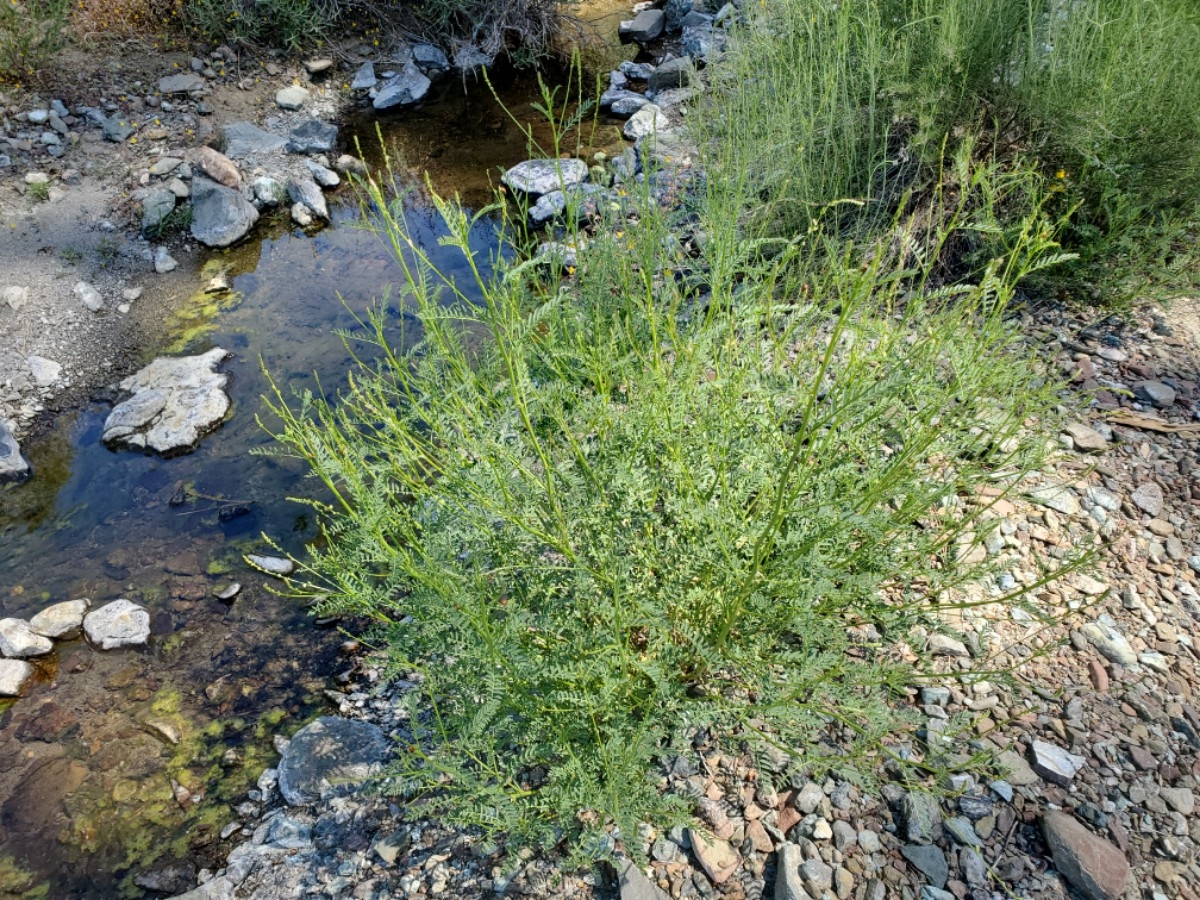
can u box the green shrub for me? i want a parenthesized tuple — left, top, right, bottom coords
(264, 135, 1069, 853)
(0, 0, 71, 82)
(182, 0, 337, 52)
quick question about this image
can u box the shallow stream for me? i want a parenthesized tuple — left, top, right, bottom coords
(0, 47, 629, 897)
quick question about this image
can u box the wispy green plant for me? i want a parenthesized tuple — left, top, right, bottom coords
(262, 128, 1070, 856)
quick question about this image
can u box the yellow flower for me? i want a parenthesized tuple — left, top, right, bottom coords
(1055, 169, 1066, 179)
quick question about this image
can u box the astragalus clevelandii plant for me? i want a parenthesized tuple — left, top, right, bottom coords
(262, 153, 1067, 855)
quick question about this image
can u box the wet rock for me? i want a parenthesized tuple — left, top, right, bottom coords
(0, 421, 31, 483)
(277, 716, 389, 805)
(29, 598, 90, 639)
(0, 618, 53, 657)
(275, 85, 309, 110)
(624, 104, 668, 141)
(350, 61, 377, 90)
(287, 118, 338, 154)
(159, 73, 204, 94)
(1079, 621, 1137, 667)
(287, 178, 328, 220)
(145, 717, 182, 745)
(223, 121, 288, 159)
(142, 187, 177, 234)
(214, 583, 241, 601)
(190, 177, 259, 248)
(102, 348, 232, 454)
(83, 599, 151, 649)
(501, 157, 589, 198)
(372, 62, 431, 111)
(686, 828, 740, 884)
(0, 659, 34, 696)
(1133, 380, 1175, 408)
(75, 281, 104, 311)
(901, 844, 949, 889)
(1041, 811, 1130, 900)
(334, 154, 369, 178)
(618, 858, 670, 900)
(619, 9, 666, 43)
(194, 147, 241, 188)
(602, 90, 650, 118)
(648, 57, 695, 93)
(303, 158, 340, 188)
(1131, 481, 1164, 517)
(291, 203, 313, 227)
(1030, 739, 1086, 786)
(134, 861, 196, 895)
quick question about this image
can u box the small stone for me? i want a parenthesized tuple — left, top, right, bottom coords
(1133, 380, 1175, 408)
(921, 686, 951, 706)
(246, 554, 295, 576)
(287, 177, 328, 220)
(775, 843, 806, 900)
(74, 281, 104, 311)
(1041, 811, 1130, 900)
(1159, 787, 1195, 816)
(857, 830, 882, 854)
(624, 104, 668, 141)
(928, 634, 970, 657)
(1079, 622, 1137, 667)
(960, 848, 987, 888)
(29, 599, 90, 639)
(350, 61, 376, 91)
(275, 86, 310, 110)
(944, 816, 980, 847)
(214, 583, 241, 601)
(1029, 484, 1081, 516)
(27, 355, 61, 387)
(154, 246, 178, 274)
(303, 158, 340, 188)
(145, 718, 181, 745)
(502, 158, 589, 198)
(159, 73, 205, 94)
(687, 828, 740, 885)
(83, 599, 151, 650)
(291, 203, 313, 227)
(287, 119, 338, 155)
(0, 659, 35, 697)
(901, 791, 942, 844)
(801, 858, 834, 895)
(832, 819, 857, 852)
(303, 58, 333, 76)
(150, 156, 182, 176)
(811, 818, 833, 841)
(194, 146, 241, 188)
(1030, 739, 1086, 786)
(1131, 481, 1164, 517)
(997, 750, 1039, 786)
(901, 844, 949, 890)
(619, 9, 666, 43)
(795, 781, 824, 815)
(0, 619, 53, 657)
(618, 859, 670, 900)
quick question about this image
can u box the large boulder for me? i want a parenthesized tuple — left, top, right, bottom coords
(287, 119, 338, 154)
(102, 348, 232, 454)
(29, 599, 91, 640)
(501, 158, 589, 198)
(83, 599, 151, 650)
(372, 62, 431, 111)
(0, 421, 30, 483)
(277, 716, 389, 805)
(619, 9, 666, 44)
(190, 177, 259, 248)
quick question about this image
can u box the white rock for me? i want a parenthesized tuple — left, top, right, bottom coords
(26, 355, 62, 387)
(0, 659, 34, 696)
(246, 554, 295, 576)
(74, 281, 104, 311)
(1080, 621, 1137, 667)
(83, 599, 151, 649)
(1030, 739, 1086, 786)
(624, 103, 668, 141)
(0, 618, 54, 657)
(3, 285, 29, 310)
(929, 634, 970, 657)
(154, 246, 178, 274)
(29, 598, 91, 639)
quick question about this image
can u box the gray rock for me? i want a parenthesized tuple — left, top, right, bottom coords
(27, 108, 49, 125)
(266, 815, 312, 849)
(277, 716, 389, 805)
(75, 281, 104, 311)
(901, 844, 948, 889)
(134, 862, 196, 895)
(502, 157, 589, 198)
(287, 178, 328, 221)
(1159, 786, 1195, 816)
(252, 176, 284, 207)
(26, 355, 60, 387)
(526, 184, 606, 228)
(246, 554, 295, 576)
(0, 619, 53, 657)
(0, 422, 31, 483)
(275, 86, 309, 110)
(900, 791, 942, 844)
(663, 0, 695, 31)
(682, 24, 725, 61)
(223, 122, 288, 159)
(1130, 481, 1164, 517)
(3, 285, 29, 310)
(624, 104, 668, 141)
(1029, 484, 1081, 516)
(83, 599, 151, 649)
(618, 859, 670, 900)
(1133, 380, 1175, 407)
(600, 88, 649, 116)
(794, 781, 824, 815)
(102, 348, 233, 454)
(997, 749, 1039, 786)
(928, 634, 970, 657)
(287, 119, 338, 154)
(303, 159, 340, 188)
(801, 858, 833, 894)
(1079, 622, 1137, 667)
(150, 156, 182, 176)
(0, 659, 34, 697)
(334, 154, 369, 178)
(921, 686, 951, 706)
(619, 9, 666, 43)
(1030, 739, 1086, 786)
(1064, 422, 1107, 452)
(373, 62, 431, 110)
(775, 843, 806, 900)
(159, 73, 204, 94)
(960, 847, 987, 887)
(648, 57, 695, 93)
(1041, 811, 1130, 900)
(154, 246, 178, 274)
(103, 115, 136, 142)
(452, 43, 493, 71)
(190, 177, 259, 248)
(351, 61, 377, 91)
(831, 819, 857, 851)
(944, 816, 980, 847)
(412, 44, 450, 76)
(29, 599, 90, 639)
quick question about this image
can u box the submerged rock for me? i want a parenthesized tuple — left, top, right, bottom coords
(83, 599, 151, 650)
(277, 716, 389, 805)
(29, 598, 91, 640)
(102, 348, 232, 454)
(0, 421, 31, 483)
(190, 177, 259, 248)
(246, 554, 295, 576)
(0, 659, 34, 696)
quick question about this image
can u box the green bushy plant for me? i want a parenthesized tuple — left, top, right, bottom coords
(0, 0, 71, 82)
(263, 134, 1069, 854)
(182, 0, 337, 52)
